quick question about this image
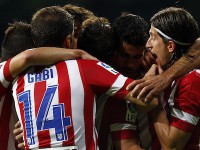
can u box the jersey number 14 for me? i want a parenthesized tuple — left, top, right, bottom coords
(18, 85, 71, 145)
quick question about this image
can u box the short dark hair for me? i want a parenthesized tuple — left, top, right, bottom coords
(63, 4, 95, 38)
(77, 17, 115, 64)
(151, 7, 199, 61)
(113, 12, 149, 49)
(31, 6, 73, 47)
(1, 21, 34, 62)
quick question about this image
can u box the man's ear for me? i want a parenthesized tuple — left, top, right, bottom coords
(167, 40, 176, 53)
(64, 35, 70, 48)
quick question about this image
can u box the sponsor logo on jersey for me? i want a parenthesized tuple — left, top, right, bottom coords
(126, 102, 137, 123)
(97, 62, 118, 75)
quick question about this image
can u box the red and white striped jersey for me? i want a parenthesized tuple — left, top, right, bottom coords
(96, 96, 138, 150)
(12, 60, 133, 150)
(167, 69, 200, 149)
(0, 59, 19, 150)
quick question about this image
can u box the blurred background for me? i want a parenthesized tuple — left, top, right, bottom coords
(0, 0, 199, 44)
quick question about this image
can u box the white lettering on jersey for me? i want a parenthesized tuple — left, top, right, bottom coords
(28, 68, 54, 83)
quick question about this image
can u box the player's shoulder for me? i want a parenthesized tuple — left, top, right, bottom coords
(178, 69, 200, 88)
(181, 69, 200, 82)
(79, 60, 119, 74)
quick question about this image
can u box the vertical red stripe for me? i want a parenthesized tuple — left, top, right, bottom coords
(77, 61, 96, 150)
(56, 62, 75, 146)
(34, 81, 46, 116)
(0, 94, 12, 150)
(37, 130, 51, 148)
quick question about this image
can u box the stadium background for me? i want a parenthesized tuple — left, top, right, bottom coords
(0, 0, 199, 45)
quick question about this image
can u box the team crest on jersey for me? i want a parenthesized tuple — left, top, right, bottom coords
(57, 133, 63, 140)
(126, 102, 137, 123)
(97, 62, 118, 75)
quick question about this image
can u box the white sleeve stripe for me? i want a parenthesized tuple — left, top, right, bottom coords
(196, 69, 200, 74)
(171, 107, 200, 125)
(110, 123, 137, 132)
(106, 75, 127, 96)
(0, 62, 10, 88)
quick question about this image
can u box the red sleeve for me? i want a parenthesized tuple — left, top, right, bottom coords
(78, 60, 134, 100)
(170, 70, 200, 133)
(0, 59, 14, 97)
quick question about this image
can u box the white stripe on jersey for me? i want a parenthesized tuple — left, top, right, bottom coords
(110, 123, 137, 132)
(195, 69, 200, 74)
(106, 75, 127, 96)
(93, 97, 97, 150)
(96, 94, 110, 132)
(171, 108, 200, 125)
(47, 65, 60, 147)
(7, 133, 16, 150)
(0, 62, 10, 88)
(66, 61, 86, 150)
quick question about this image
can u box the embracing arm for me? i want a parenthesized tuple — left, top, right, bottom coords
(9, 47, 97, 77)
(124, 93, 158, 113)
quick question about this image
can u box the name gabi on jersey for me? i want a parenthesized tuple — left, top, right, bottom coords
(28, 68, 54, 83)
(97, 62, 118, 75)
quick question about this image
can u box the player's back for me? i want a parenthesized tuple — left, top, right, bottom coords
(12, 60, 98, 150)
(12, 59, 131, 150)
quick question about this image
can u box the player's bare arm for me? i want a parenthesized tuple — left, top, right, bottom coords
(152, 103, 191, 150)
(9, 47, 97, 77)
(113, 139, 143, 150)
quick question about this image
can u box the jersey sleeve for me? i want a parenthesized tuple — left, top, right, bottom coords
(108, 98, 138, 140)
(0, 59, 14, 97)
(78, 60, 133, 100)
(170, 70, 200, 133)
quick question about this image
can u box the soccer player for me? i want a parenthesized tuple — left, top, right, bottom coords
(94, 13, 148, 150)
(12, 6, 157, 150)
(77, 16, 115, 64)
(63, 4, 95, 49)
(127, 40, 200, 102)
(0, 21, 95, 150)
(146, 7, 200, 149)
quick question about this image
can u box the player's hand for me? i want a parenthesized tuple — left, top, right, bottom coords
(13, 121, 24, 149)
(126, 65, 167, 103)
(81, 50, 98, 60)
(142, 48, 157, 71)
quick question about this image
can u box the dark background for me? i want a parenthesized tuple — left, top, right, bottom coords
(1, 0, 199, 44)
